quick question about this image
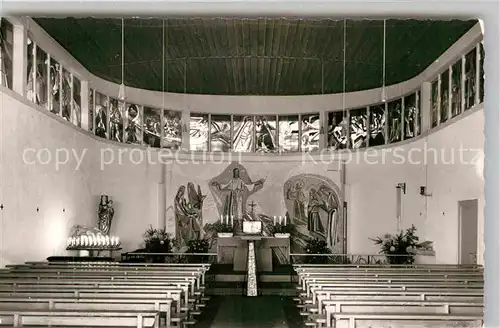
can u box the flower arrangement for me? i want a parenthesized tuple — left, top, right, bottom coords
(143, 225, 172, 253)
(211, 221, 234, 233)
(370, 225, 422, 264)
(303, 238, 332, 264)
(186, 238, 211, 263)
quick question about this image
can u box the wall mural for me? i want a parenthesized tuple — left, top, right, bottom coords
(174, 183, 206, 250)
(171, 164, 345, 259)
(209, 163, 265, 232)
(284, 174, 344, 254)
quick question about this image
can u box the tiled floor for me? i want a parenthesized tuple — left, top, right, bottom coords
(197, 295, 300, 328)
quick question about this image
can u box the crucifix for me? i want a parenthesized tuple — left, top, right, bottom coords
(248, 201, 257, 218)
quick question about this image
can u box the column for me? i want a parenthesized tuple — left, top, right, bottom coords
(420, 82, 432, 134)
(158, 164, 167, 230)
(246, 241, 258, 296)
(12, 18, 27, 96)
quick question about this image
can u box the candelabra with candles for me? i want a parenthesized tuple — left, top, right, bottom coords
(66, 234, 121, 251)
(272, 215, 291, 238)
(272, 215, 287, 226)
(220, 214, 234, 226)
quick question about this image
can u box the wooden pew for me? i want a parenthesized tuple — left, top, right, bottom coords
(320, 299, 483, 327)
(331, 312, 482, 328)
(0, 309, 159, 328)
(0, 262, 212, 327)
(293, 264, 484, 328)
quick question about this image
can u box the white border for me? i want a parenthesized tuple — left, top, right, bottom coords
(0, 1, 498, 327)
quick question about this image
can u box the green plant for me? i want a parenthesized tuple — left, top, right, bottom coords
(370, 225, 420, 264)
(211, 221, 234, 234)
(271, 222, 295, 234)
(304, 238, 331, 264)
(143, 225, 172, 253)
(186, 238, 211, 263)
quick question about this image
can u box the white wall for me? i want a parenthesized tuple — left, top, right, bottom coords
(346, 106, 484, 264)
(0, 88, 99, 266)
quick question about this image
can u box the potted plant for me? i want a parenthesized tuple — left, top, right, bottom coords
(186, 238, 211, 263)
(303, 238, 331, 264)
(142, 225, 172, 263)
(370, 224, 426, 265)
(213, 221, 234, 237)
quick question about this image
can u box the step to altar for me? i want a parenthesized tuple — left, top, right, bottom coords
(205, 281, 297, 296)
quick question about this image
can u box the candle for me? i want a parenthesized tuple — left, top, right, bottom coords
(273, 216, 276, 225)
(284, 216, 287, 225)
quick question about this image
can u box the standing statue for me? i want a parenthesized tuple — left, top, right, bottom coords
(98, 195, 114, 235)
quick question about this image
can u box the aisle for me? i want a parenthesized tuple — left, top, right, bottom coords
(207, 295, 292, 328)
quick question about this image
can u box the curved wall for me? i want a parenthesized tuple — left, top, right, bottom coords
(21, 17, 481, 114)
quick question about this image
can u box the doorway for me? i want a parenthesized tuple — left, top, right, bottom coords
(458, 199, 479, 264)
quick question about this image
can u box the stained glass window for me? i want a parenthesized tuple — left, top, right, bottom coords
(109, 98, 123, 142)
(388, 99, 402, 143)
(278, 115, 299, 152)
(143, 107, 161, 148)
(163, 110, 182, 149)
(210, 115, 231, 152)
(451, 60, 462, 117)
(369, 104, 386, 146)
(327, 112, 347, 150)
(125, 103, 142, 145)
(403, 93, 416, 140)
(431, 80, 438, 128)
(232, 115, 254, 152)
(464, 48, 477, 110)
(0, 19, 13, 90)
(301, 114, 320, 152)
(94, 92, 108, 139)
(190, 113, 209, 151)
(349, 108, 368, 149)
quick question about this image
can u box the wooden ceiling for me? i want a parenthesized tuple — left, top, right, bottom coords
(34, 18, 477, 95)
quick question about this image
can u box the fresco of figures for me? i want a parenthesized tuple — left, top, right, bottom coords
(208, 163, 265, 233)
(174, 182, 206, 250)
(284, 174, 344, 254)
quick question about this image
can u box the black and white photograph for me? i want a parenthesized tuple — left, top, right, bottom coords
(0, 11, 487, 328)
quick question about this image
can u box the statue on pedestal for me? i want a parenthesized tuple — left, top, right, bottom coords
(98, 195, 114, 236)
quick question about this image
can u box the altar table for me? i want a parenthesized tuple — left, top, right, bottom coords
(217, 236, 290, 272)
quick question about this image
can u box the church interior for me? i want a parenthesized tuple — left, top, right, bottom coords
(0, 16, 485, 328)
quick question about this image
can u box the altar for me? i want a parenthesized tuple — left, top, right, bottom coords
(217, 236, 290, 272)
